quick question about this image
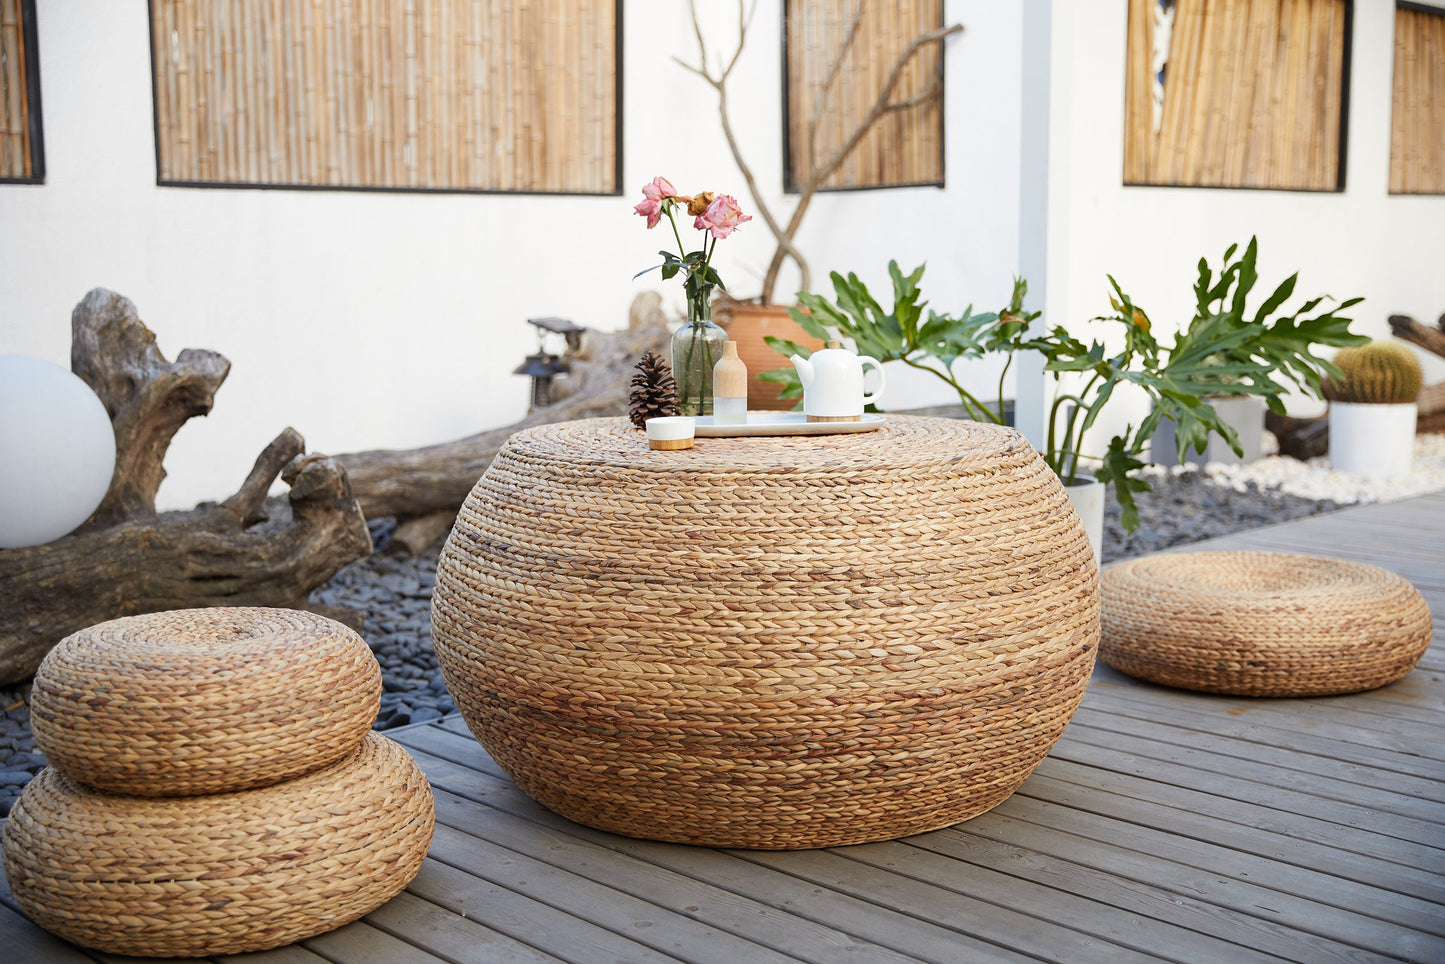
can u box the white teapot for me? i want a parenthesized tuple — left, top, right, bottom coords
(789, 341, 885, 421)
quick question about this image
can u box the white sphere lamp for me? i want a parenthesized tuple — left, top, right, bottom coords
(0, 355, 117, 549)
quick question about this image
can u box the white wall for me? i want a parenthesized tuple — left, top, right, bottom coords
(0, 0, 1029, 510)
(1041, 0, 1445, 455)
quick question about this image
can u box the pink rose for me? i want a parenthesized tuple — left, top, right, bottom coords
(643, 176, 678, 200)
(695, 194, 752, 239)
(633, 176, 678, 229)
(634, 197, 663, 229)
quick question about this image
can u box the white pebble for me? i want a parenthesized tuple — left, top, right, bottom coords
(1152, 433, 1445, 505)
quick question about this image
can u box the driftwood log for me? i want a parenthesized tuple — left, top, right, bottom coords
(337, 296, 671, 523)
(0, 289, 371, 686)
(1389, 312, 1445, 360)
(1388, 313, 1445, 433)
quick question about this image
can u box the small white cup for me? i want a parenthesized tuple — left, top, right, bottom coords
(645, 416, 695, 450)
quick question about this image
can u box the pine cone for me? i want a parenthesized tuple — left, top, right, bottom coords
(629, 351, 679, 427)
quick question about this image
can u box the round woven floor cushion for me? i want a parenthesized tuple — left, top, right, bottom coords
(1101, 551, 1432, 697)
(31, 607, 381, 796)
(2, 731, 434, 958)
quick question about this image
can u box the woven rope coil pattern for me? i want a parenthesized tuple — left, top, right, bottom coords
(2, 732, 435, 958)
(31, 608, 382, 796)
(432, 416, 1100, 849)
(1101, 551, 1433, 696)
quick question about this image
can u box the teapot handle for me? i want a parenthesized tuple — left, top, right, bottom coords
(859, 356, 886, 406)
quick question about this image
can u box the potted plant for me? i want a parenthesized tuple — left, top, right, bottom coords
(762, 254, 1364, 557)
(677, 1, 961, 408)
(1324, 340, 1423, 478)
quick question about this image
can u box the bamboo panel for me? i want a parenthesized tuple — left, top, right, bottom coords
(1123, 0, 1346, 191)
(786, 0, 944, 191)
(1122, 0, 1153, 183)
(1390, 4, 1445, 194)
(0, 0, 32, 179)
(149, 0, 616, 193)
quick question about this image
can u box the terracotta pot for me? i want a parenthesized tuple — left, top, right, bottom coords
(722, 303, 826, 411)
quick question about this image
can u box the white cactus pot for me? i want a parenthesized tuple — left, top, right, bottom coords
(1328, 402, 1417, 479)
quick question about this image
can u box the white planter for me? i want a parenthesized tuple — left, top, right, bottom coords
(1064, 477, 1105, 566)
(1328, 402, 1417, 478)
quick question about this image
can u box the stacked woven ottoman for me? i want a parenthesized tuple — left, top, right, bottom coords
(1, 607, 436, 958)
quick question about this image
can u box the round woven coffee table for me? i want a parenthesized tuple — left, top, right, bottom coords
(1101, 551, 1432, 697)
(432, 416, 1099, 849)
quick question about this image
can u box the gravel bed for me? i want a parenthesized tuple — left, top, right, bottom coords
(5, 438, 1441, 818)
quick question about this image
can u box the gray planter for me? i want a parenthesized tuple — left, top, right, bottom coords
(1153, 395, 1267, 467)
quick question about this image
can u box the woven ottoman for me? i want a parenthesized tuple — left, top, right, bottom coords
(30, 608, 381, 796)
(3, 732, 433, 958)
(1101, 551, 1432, 696)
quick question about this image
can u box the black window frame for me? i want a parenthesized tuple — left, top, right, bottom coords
(1, 0, 45, 185)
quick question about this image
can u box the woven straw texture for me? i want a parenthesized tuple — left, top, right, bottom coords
(30, 607, 382, 796)
(1101, 552, 1433, 697)
(432, 416, 1100, 849)
(2, 732, 434, 958)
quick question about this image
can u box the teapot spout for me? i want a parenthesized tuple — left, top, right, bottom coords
(790, 354, 814, 389)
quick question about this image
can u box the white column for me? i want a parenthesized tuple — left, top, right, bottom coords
(1014, 0, 1055, 448)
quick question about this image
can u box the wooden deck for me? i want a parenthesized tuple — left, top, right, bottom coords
(3, 492, 1443, 962)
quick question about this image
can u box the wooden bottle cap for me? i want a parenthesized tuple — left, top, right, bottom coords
(713, 340, 748, 399)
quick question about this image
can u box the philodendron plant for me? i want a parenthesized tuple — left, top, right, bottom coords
(764, 243, 1365, 532)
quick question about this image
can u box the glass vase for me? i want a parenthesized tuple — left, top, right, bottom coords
(671, 295, 727, 416)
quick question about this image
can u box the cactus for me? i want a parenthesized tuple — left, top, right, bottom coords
(1322, 341, 1423, 404)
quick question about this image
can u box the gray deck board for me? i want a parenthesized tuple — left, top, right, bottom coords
(2, 492, 1442, 962)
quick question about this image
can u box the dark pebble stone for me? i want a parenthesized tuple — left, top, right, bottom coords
(411, 707, 443, 724)
(0, 769, 34, 786)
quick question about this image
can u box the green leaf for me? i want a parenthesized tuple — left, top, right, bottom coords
(762, 335, 816, 361)
(1229, 236, 1259, 322)
(1093, 436, 1151, 534)
(755, 367, 804, 402)
(1252, 273, 1297, 325)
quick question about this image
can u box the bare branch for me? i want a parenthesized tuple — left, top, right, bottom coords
(760, 20, 962, 301)
(682, 2, 962, 304)
(802, 22, 963, 196)
(883, 74, 945, 115)
(683, 0, 808, 303)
